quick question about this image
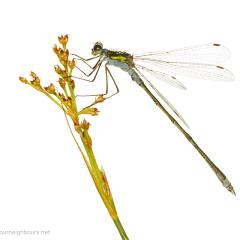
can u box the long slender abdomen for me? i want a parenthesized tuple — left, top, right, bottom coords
(130, 70, 235, 195)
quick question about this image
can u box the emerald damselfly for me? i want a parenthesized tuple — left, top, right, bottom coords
(71, 42, 235, 195)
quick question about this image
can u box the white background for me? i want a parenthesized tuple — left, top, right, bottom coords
(0, 0, 240, 239)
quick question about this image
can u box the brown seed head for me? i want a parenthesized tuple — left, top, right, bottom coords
(95, 95, 105, 104)
(54, 65, 65, 76)
(30, 77, 40, 85)
(58, 78, 66, 89)
(58, 49, 69, 66)
(53, 46, 69, 66)
(19, 76, 29, 84)
(80, 119, 90, 130)
(65, 97, 72, 108)
(58, 34, 69, 48)
(29, 72, 43, 91)
(68, 59, 76, 70)
(44, 83, 56, 94)
(58, 92, 66, 102)
(30, 71, 38, 79)
(80, 120, 92, 147)
(70, 79, 75, 89)
(53, 44, 59, 55)
(79, 107, 99, 116)
(59, 48, 69, 60)
(30, 78, 43, 91)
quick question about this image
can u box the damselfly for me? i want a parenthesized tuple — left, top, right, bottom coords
(71, 42, 235, 195)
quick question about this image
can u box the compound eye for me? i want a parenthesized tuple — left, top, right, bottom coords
(94, 41, 103, 50)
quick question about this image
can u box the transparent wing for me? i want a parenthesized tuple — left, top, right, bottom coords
(134, 43, 231, 65)
(133, 58, 234, 82)
(134, 67, 189, 128)
(135, 64, 187, 90)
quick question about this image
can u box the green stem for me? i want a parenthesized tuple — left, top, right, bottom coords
(43, 91, 63, 109)
(64, 58, 129, 239)
(82, 141, 101, 180)
(28, 84, 63, 110)
(62, 84, 69, 98)
(114, 217, 129, 240)
(79, 134, 129, 239)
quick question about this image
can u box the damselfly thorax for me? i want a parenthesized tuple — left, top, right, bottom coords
(101, 49, 150, 87)
(102, 49, 135, 73)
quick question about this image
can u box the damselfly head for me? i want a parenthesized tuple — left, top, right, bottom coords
(92, 41, 103, 56)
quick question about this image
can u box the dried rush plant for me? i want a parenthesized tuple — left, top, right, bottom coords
(19, 35, 129, 239)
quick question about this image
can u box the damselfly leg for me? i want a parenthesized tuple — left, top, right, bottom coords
(71, 53, 100, 73)
(71, 54, 120, 99)
(71, 61, 102, 83)
(75, 64, 119, 99)
(104, 64, 119, 99)
(62, 53, 102, 83)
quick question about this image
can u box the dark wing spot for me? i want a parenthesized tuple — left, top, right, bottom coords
(213, 43, 221, 46)
(216, 65, 224, 69)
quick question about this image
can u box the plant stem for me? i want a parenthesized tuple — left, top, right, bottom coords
(114, 217, 129, 240)
(22, 36, 130, 239)
(79, 133, 129, 239)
